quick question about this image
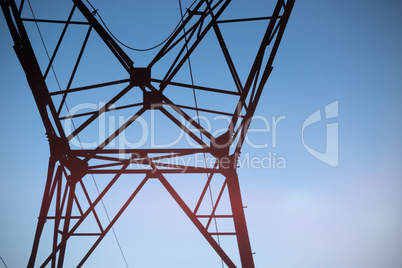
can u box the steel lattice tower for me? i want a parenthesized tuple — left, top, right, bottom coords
(1, 0, 294, 267)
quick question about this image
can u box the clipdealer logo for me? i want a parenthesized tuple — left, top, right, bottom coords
(302, 101, 339, 167)
(63, 101, 339, 169)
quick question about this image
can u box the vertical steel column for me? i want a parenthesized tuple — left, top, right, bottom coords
(56, 180, 76, 268)
(225, 168, 255, 268)
(27, 158, 57, 267)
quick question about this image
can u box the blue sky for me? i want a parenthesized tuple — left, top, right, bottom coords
(0, 0, 401, 267)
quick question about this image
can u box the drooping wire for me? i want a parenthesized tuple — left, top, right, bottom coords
(85, 0, 198, 52)
(178, 1, 224, 267)
(26, 1, 129, 267)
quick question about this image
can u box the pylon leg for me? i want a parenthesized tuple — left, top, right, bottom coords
(52, 167, 63, 268)
(28, 158, 57, 268)
(57, 180, 76, 268)
(226, 170, 255, 268)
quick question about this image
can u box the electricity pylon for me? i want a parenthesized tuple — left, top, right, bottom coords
(1, 0, 294, 267)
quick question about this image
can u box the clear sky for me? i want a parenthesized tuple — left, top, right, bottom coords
(0, 0, 401, 267)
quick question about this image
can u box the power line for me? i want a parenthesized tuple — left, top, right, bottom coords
(85, 0, 197, 52)
(0, 256, 8, 268)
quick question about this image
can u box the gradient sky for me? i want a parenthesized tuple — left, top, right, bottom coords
(0, 0, 401, 267)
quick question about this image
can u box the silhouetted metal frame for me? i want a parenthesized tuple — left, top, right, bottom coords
(0, 0, 295, 267)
